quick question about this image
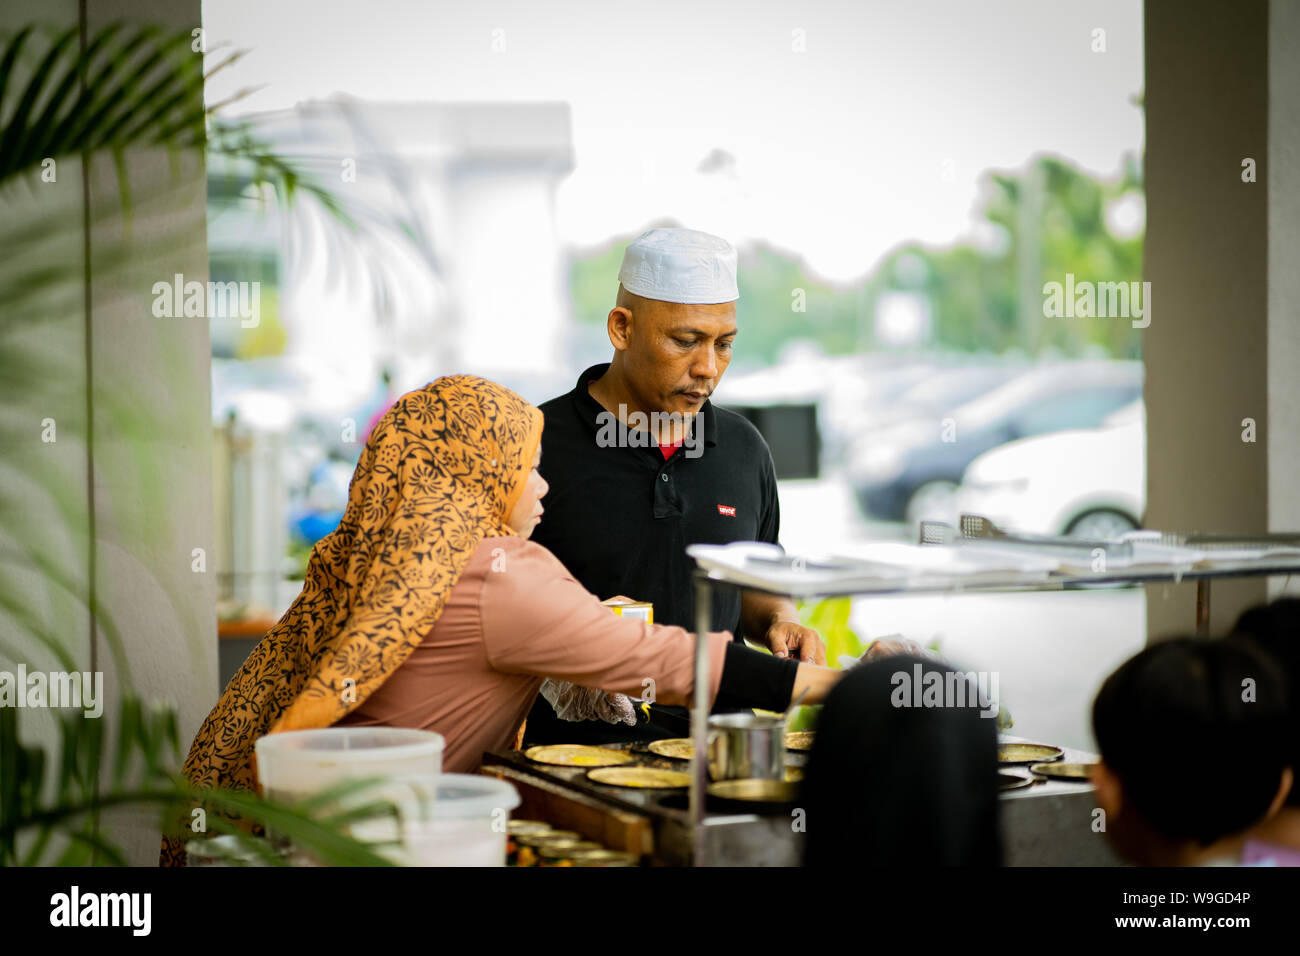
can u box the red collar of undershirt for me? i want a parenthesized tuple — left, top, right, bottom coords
(587, 379, 691, 458)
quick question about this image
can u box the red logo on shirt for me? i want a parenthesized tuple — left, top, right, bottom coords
(717, 504, 736, 517)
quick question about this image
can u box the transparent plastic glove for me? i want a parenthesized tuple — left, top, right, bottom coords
(838, 634, 938, 669)
(540, 678, 637, 726)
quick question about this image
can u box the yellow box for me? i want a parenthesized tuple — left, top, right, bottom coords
(607, 601, 653, 624)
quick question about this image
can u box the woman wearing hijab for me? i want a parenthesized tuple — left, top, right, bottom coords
(161, 375, 840, 865)
(800, 655, 1001, 866)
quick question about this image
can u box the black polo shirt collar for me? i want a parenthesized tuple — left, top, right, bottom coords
(532, 363, 781, 644)
(570, 362, 718, 452)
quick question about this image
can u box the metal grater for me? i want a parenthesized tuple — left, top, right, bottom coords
(919, 521, 960, 546)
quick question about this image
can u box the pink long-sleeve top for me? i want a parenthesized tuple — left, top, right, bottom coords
(336, 535, 731, 772)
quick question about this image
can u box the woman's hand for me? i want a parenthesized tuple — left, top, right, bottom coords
(539, 678, 638, 726)
(592, 690, 638, 726)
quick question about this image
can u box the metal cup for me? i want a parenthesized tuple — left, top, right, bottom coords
(707, 713, 786, 781)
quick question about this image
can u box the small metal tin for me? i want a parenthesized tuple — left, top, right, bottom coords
(572, 849, 639, 867)
(505, 821, 552, 865)
(708, 712, 786, 781)
(508, 819, 553, 834)
(538, 838, 586, 866)
(514, 831, 580, 868)
(784, 731, 816, 751)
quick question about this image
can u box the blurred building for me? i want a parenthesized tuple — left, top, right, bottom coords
(208, 99, 576, 410)
(206, 99, 575, 615)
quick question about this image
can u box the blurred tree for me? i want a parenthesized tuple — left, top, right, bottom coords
(233, 286, 287, 359)
(568, 154, 1144, 361)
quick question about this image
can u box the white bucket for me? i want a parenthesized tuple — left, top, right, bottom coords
(348, 773, 522, 867)
(254, 727, 445, 801)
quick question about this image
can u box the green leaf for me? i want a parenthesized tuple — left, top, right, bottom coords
(57, 825, 128, 867)
(112, 696, 142, 789)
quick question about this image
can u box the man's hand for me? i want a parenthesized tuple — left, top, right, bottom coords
(765, 619, 826, 664)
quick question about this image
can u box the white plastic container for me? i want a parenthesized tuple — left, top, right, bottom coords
(348, 773, 522, 867)
(254, 727, 445, 802)
(186, 834, 274, 867)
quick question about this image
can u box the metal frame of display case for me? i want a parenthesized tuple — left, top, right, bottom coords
(686, 549, 1300, 864)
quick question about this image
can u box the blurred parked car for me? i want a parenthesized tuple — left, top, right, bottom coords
(848, 361, 1027, 437)
(956, 402, 1144, 538)
(848, 361, 1142, 527)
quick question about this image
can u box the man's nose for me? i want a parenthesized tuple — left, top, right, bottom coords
(691, 346, 718, 380)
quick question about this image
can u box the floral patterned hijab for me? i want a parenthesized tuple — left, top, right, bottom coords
(160, 375, 542, 865)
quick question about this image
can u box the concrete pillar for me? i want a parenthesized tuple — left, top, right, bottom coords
(1267, 0, 1300, 566)
(1143, 0, 1282, 638)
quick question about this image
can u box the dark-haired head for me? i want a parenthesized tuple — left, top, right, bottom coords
(801, 655, 1001, 866)
(1231, 599, 1300, 808)
(1091, 636, 1291, 863)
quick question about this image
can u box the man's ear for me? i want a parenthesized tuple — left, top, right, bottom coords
(607, 306, 633, 350)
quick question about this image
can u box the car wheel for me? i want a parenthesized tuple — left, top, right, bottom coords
(1065, 509, 1139, 540)
(904, 480, 960, 530)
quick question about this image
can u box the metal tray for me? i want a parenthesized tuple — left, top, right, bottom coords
(707, 778, 799, 805)
(1030, 761, 1095, 781)
(997, 742, 1064, 765)
(587, 766, 690, 789)
(998, 772, 1036, 791)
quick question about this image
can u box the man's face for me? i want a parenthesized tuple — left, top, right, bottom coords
(616, 294, 737, 416)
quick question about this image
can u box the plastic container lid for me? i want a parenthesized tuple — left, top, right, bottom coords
(425, 773, 521, 820)
(337, 773, 520, 825)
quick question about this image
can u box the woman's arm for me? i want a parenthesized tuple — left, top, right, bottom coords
(713, 641, 841, 712)
(479, 539, 731, 707)
(479, 538, 846, 713)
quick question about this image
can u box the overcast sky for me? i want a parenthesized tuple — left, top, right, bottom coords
(202, 0, 1144, 282)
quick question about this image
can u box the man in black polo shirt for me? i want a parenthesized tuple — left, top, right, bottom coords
(524, 227, 825, 745)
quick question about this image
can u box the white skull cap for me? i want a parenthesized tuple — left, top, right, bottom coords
(617, 227, 739, 304)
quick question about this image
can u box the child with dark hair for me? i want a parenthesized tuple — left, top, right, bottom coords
(1231, 598, 1300, 864)
(1091, 636, 1292, 866)
(802, 655, 1001, 867)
